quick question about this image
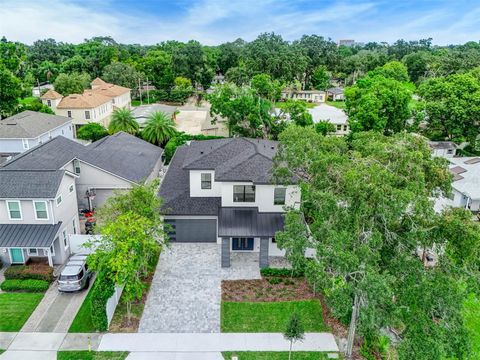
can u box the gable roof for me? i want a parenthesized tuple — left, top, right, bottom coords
(0, 169, 66, 198)
(41, 89, 63, 100)
(0, 111, 72, 139)
(2, 133, 163, 184)
(57, 92, 112, 109)
(91, 77, 107, 86)
(90, 83, 130, 97)
(448, 157, 480, 200)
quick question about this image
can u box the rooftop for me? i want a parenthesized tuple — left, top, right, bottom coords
(0, 111, 72, 138)
(132, 104, 177, 125)
(429, 141, 457, 150)
(449, 157, 480, 200)
(41, 89, 63, 100)
(308, 104, 348, 125)
(0, 223, 62, 248)
(0, 169, 66, 198)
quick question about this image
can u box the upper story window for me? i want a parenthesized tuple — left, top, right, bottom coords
(201, 173, 212, 189)
(34, 201, 48, 220)
(47, 99, 51, 106)
(233, 185, 255, 202)
(7, 201, 22, 220)
(69, 184, 74, 194)
(73, 159, 81, 174)
(85, 111, 91, 120)
(274, 188, 286, 205)
(22, 139, 29, 150)
(67, 111, 72, 117)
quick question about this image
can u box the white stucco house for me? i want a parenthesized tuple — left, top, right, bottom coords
(41, 78, 131, 134)
(32, 82, 54, 97)
(327, 87, 345, 101)
(428, 141, 457, 158)
(0, 111, 73, 156)
(281, 90, 326, 103)
(159, 138, 301, 268)
(309, 104, 350, 136)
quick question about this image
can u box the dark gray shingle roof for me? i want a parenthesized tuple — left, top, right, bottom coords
(0, 170, 65, 198)
(0, 111, 72, 138)
(0, 223, 62, 248)
(3, 132, 163, 183)
(218, 207, 284, 237)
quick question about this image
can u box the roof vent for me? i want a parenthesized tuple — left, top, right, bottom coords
(200, 151, 204, 154)
(271, 146, 275, 150)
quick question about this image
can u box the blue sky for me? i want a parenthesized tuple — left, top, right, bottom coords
(1, 0, 479, 45)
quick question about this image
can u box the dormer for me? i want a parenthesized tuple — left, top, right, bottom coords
(41, 90, 63, 112)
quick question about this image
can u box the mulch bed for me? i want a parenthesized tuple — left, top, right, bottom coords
(222, 276, 316, 302)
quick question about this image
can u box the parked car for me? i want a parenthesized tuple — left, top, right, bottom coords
(58, 254, 92, 292)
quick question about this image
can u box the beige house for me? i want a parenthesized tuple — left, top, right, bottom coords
(41, 78, 131, 134)
(281, 89, 326, 103)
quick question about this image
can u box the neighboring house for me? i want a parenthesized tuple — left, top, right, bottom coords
(429, 141, 457, 158)
(132, 104, 177, 128)
(2, 132, 163, 210)
(435, 157, 480, 213)
(0, 169, 79, 267)
(309, 104, 349, 136)
(0, 111, 73, 154)
(212, 74, 225, 85)
(338, 39, 356, 47)
(41, 78, 131, 134)
(327, 87, 345, 101)
(281, 90, 326, 103)
(32, 82, 54, 97)
(159, 138, 301, 268)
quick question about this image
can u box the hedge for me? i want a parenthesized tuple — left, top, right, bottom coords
(0, 279, 50, 292)
(90, 272, 115, 331)
(4, 264, 54, 282)
(260, 267, 304, 278)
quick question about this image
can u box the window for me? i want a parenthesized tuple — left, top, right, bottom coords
(72, 219, 77, 234)
(73, 159, 81, 174)
(34, 201, 48, 219)
(233, 185, 255, 202)
(7, 201, 22, 220)
(274, 188, 286, 205)
(56, 195, 62, 206)
(85, 111, 90, 120)
(63, 230, 69, 249)
(67, 111, 72, 117)
(201, 173, 212, 189)
(22, 139, 29, 150)
(447, 149, 454, 154)
(49, 243, 55, 256)
(232, 238, 254, 251)
(336, 124, 342, 131)
(47, 99, 51, 106)
(343, 125, 348, 131)
(69, 184, 74, 194)
(28, 248, 38, 255)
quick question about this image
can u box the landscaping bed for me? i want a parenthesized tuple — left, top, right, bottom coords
(0, 292, 44, 331)
(57, 351, 129, 360)
(4, 263, 54, 282)
(222, 352, 330, 360)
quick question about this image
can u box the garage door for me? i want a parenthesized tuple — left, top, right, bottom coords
(165, 219, 217, 242)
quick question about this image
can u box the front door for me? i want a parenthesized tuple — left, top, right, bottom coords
(10, 248, 24, 264)
(232, 237, 254, 251)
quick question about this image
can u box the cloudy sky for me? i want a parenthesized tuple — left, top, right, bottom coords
(1, 0, 479, 45)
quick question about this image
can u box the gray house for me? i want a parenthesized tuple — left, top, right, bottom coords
(0, 169, 79, 267)
(159, 138, 301, 268)
(0, 111, 74, 154)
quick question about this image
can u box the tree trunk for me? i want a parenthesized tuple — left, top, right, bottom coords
(127, 301, 132, 324)
(346, 293, 360, 359)
(289, 340, 293, 360)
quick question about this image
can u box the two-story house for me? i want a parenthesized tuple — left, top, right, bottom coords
(0, 111, 74, 159)
(159, 138, 301, 268)
(41, 78, 131, 134)
(0, 169, 79, 267)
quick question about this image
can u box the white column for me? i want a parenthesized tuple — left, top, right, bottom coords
(47, 249, 53, 267)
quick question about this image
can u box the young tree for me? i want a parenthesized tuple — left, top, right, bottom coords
(0, 64, 21, 118)
(76, 123, 109, 142)
(142, 111, 177, 146)
(315, 120, 336, 135)
(278, 100, 313, 127)
(311, 65, 330, 90)
(108, 108, 139, 135)
(53, 72, 90, 96)
(251, 73, 282, 102)
(284, 312, 305, 360)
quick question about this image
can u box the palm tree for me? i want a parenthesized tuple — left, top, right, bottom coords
(108, 108, 139, 135)
(142, 111, 177, 146)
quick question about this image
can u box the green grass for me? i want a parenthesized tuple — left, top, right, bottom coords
(463, 293, 480, 359)
(131, 98, 156, 106)
(326, 100, 346, 109)
(57, 351, 129, 360)
(68, 285, 95, 333)
(18, 97, 38, 105)
(0, 292, 44, 331)
(275, 101, 317, 109)
(222, 352, 330, 360)
(221, 300, 327, 332)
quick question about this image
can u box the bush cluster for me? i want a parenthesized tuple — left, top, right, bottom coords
(0, 279, 50, 292)
(4, 264, 54, 282)
(260, 267, 304, 278)
(90, 272, 115, 331)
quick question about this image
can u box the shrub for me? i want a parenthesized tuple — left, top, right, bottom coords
(90, 272, 115, 331)
(267, 277, 282, 285)
(260, 267, 304, 278)
(0, 279, 50, 292)
(4, 264, 54, 282)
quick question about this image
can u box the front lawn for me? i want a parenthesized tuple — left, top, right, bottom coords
(221, 300, 327, 332)
(326, 100, 346, 109)
(222, 352, 330, 359)
(69, 286, 95, 333)
(57, 351, 129, 360)
(0, 292, 44, 331)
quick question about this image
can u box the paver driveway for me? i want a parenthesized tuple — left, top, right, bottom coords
(139, 243, 221, 333)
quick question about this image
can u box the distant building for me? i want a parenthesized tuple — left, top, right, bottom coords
(41, 77, 131, 134)
(327, 87, 345, 101)
(281, 90, 326, 103)
(429, 141, 457, 158)
(32, 82, 54, 97)
(309, 104, 349, 136)
(132, 104, 177, 128)
(338, 39, 355, 47)
(212, 74, 225, 85)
